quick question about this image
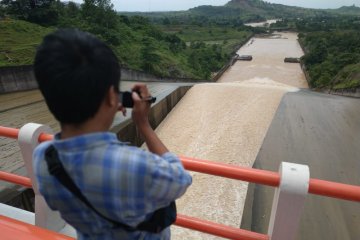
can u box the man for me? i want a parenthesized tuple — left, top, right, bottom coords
(33, 29, 192, 239)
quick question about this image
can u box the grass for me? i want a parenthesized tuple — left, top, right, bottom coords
(160, 25, 251, 42)
(159, 24, 252, 59)
(0, 19, 252, 79)
(0, 19, 54, 67)
(332, 63, 360, 90)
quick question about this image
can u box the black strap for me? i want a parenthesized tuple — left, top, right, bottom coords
(44, 145, 134, 231)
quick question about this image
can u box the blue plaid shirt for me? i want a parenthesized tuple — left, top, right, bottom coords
(33, 132, 192, 240)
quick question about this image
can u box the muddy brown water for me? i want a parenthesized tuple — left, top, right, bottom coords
(156, 32, 310, 239)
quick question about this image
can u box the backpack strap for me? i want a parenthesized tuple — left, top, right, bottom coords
(44, 145, 176, 233)
(44, 145, 135, 231)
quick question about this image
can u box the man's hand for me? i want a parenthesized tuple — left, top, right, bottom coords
(131, 84, 151, 128)
(131, 84, 168, 155)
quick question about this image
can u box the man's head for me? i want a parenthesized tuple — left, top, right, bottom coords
(34, 29, 121, 125)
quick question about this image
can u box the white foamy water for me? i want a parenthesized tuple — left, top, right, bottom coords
(219, 32, 308, 89)
(160, 32, 307, 239)
(223, 77, 300, 92)
(244, 19, 279, 27)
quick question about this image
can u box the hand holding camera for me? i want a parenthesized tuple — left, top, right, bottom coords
(121, 90, 156, 108)
(125, 84, 156, 128)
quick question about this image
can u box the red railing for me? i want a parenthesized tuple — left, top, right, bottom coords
(1, 126, 360, 239)
(0, 215, 74, 240)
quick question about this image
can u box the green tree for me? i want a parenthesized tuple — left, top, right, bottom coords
(81, 0, 118, 29)
(141, 37, 161, 74)
(1, 0, 60, 25)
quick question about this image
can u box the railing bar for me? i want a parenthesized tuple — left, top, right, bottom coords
(0, 127, 19, 139)
(39, 133, 53, 142)
(1, 127, 360, 202)
(176, 214, 269, 240)
(1, 170, 359, 203)
(309, 178, 360, 202)
(180, 156, 280, 187)
(0, 171, 32, 188)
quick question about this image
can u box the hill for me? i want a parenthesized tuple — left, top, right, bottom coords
(122, 0, 331, 25)
(331, 63, 360, 90)
(0, 20, 53, 66)
(122, 0, 360, 26)
(327, 5, 360, 15)
(1, 0, 254, 79)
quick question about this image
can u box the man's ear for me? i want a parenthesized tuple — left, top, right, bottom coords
(106, 86, 118, 108)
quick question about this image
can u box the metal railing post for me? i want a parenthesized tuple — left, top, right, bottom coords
(267, 162, 309, 240)
(18, 123, 66, 232)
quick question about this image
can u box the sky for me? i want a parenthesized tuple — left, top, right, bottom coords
(114, 0, 360, 12)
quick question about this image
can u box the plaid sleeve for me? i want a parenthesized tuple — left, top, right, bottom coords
(145, 151, 192, 208)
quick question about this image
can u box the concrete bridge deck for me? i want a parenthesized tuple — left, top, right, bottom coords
(241, 90, 360, 240)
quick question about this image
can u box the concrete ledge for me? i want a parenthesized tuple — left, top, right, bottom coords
(327, 87, 360, 98)
(0, 66, 37, 93)
(0, 65, 203, 94)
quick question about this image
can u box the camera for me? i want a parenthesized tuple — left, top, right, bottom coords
(121, 91, 135, 108)
(121, 91, 156, 108)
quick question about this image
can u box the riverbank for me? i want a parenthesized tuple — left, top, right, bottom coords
(297, 31, 360, 98)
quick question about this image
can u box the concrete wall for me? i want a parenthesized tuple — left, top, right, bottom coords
(121, 67, 206, 83)
(113, 86, 191, 146)
(0, 65, 204, 94)
(213, 34, 254, 82)
(327, 87, 360, 98)
(0, 66, 37, 93)
(212, 55, 238, 82)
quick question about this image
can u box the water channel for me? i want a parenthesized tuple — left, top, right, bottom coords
(156, 31, 308, 239)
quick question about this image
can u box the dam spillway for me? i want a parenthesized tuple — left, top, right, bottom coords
(156, 32, 360, 239)
(154, 32, 309, 239)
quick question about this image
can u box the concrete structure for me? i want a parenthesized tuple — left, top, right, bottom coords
(0, 66, 37, 93)
(241, 90, 360, 240)
(284, 57, 300, 63)
(0, 65, 204, 94)
(237, 55, 253, 61)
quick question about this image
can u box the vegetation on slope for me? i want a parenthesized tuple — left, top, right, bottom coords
(331, 63, 360, 90)
(2, 0, 359, 86)
(297, 17, 360, 89)
(0, 19, 53, 66)
(0, 0, 254, 79)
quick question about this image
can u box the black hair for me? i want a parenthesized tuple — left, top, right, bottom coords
(34, 29, 120, 124)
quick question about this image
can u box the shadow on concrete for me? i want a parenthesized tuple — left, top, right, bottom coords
(241, 90, 360, 240)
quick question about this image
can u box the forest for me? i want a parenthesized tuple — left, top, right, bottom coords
(0, 0, 253, 79)
(296, 16, 360, 89)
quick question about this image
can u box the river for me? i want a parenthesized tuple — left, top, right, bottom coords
(219, 32, 308, 88)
